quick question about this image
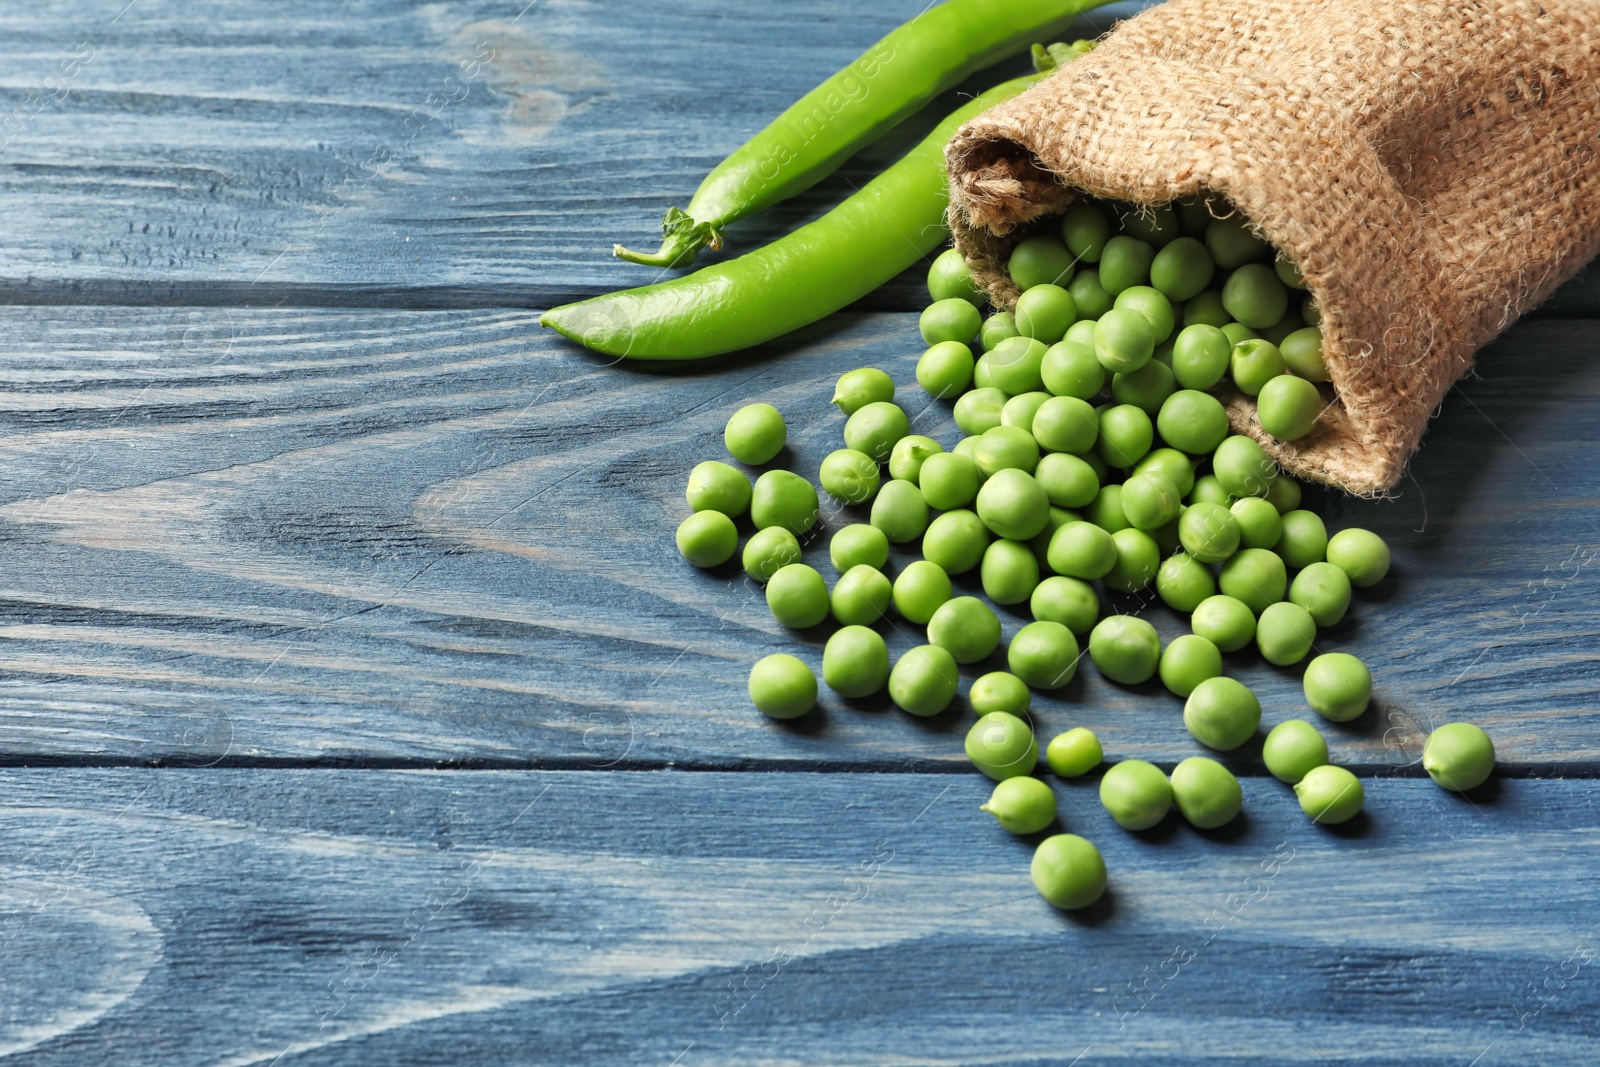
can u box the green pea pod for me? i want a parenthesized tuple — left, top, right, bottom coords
(544, 75, 1036, 361)
(612, 0, 1112, 269)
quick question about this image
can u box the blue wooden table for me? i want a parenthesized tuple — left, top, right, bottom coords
(2, 2, 1597, 1063)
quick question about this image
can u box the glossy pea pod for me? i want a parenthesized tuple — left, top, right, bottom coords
(545, 73, 1047, 359)
(612, 0, 1110, 268)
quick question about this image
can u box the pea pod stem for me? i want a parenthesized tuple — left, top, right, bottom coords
(545, 74, 1041, 360)
(612, 0, 1114, 269)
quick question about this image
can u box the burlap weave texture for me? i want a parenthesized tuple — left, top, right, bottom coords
(945, 0, 1600, 494)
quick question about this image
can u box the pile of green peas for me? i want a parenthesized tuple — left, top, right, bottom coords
(671, 195, 1496, 913)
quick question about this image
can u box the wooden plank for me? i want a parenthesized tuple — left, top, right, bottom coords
(4, 0, 1597, 314)
(0, 768, 1593, 1064)
(0, 0, 1156, 310)
(0, 305, 1594, 768)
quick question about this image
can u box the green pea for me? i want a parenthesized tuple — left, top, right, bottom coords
(819, 448, 881, 504)
(976, 468, 1050, 541)
(1183, 676, 1261, 750)
(1030, 396, 1099, 455)
(1094, 308, 1155, 374)
(1099, 235, 1156, 295)
(1229, 496, 1282, 551)
(1089, 614, 1161, 685)
(1289, 561, 1352, 626)
(1265, 473, 1302, 513)
(917, 340, 976, 398)
(1156, 389, 1229, 455)
(844, 401, 910, 463)
(916, 454, 979, 513)
(766, 563, 830, 628)
(1218, 547, 1287, 615)
(724, 402, 786, 465)
(1156, 552, 1216, 613)
(1191, 594, 1257, 653)
(1259, 310, 1304, 347)
(870, 479, 930, 544)
(1263, 719, 1329, 784)
(973, 354, 996, 390)
(970, 671, 1032, 716)
(1061, 203, 1112, 262)
(927, 246, 985, 305)
(1096, 404, 1154, 468)
(1274, 253, 1306, 289)
(1280, 326, 1328, 382)
(831, 367, 895, 416)
(923, 509, 991, 574)
(1119, 472, 1182, 532)
(1008, 620, 1079, 689)
(1212, 435, 1279, 498)
(1275, 509, 1328, 569)
(748, 653, 816, 719)
(1034, 452, 1101, 510)
(1301, 294, 1321, 326)
(981, 311, 1020, 351)
(1326, 528, 1391, 587)
(1031, 833, 1106, 910)
(1190, 476, 1235, 508)
(1111, 359, 1177, 416)
(1133, 447, 1195, 496)
(1181, 290, 1232, 330)
(1105, 528, 1160, 594)
(1030, 579, 1098, 639)
(982, 538, 1041, 605)
(1256, 601, 1316, 665)
(1222, 264, 1289, 330)
(1149, 236, 1215, 302)
(1178, 502, 1240, 563)
(1169, 756, 1242, 829)
(920, 297, 983, 346)
(1159, 633, 1223, 697)
(1015, 284, 1078, 344)
(1256, 374, 1323, 441)
(1294, 764, 1364, 824)
(1120, 202, 1180, 246)
(890, 559, 952, 625)
(982, 776, 1057, 834)
(1229, 338, 1287, 396)
(1113, 285, 1176, 344)
(675, 510, 738, 568)
(686, 460, 753, 517)
(830, 564, 891, 626)
(1046, 728, 1103, 777)
(1068, 269, 1115, 319)
(1220, 321, 1259, 346)
(1205, 216, 1269, 269)
(822, 625, 890, 698)
(987, 336, 1049, 395)
(1001, 391, 1052, 433)
(966, 711, 1039, 780)
(1085, 483, 1132, 533)
(953, 387, 1006, 435)
(1046, 521, 1116, 579)
(1042, 324, 1107, 400)
(889, 435, 944, 484)
(1008, 235, 1076, 290)
(975, 425, 1041, 477)
(1423, 722, 1496, 792)
(743, 526, 802, 582)
(1100, 759, 1173, 830)
(929, 595, 1002, 664)
(1303, 652, 1372, 721)
(829, 523, 889, 573)
(890, 644, 960, 717)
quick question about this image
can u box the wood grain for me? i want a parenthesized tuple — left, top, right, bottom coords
(0, 0, 1164, 310)
(0, 768, 1592, 1065)
(0, 306, 1594, 768)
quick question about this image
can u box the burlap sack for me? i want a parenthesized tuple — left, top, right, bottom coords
(945, 0, 1600, 494)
